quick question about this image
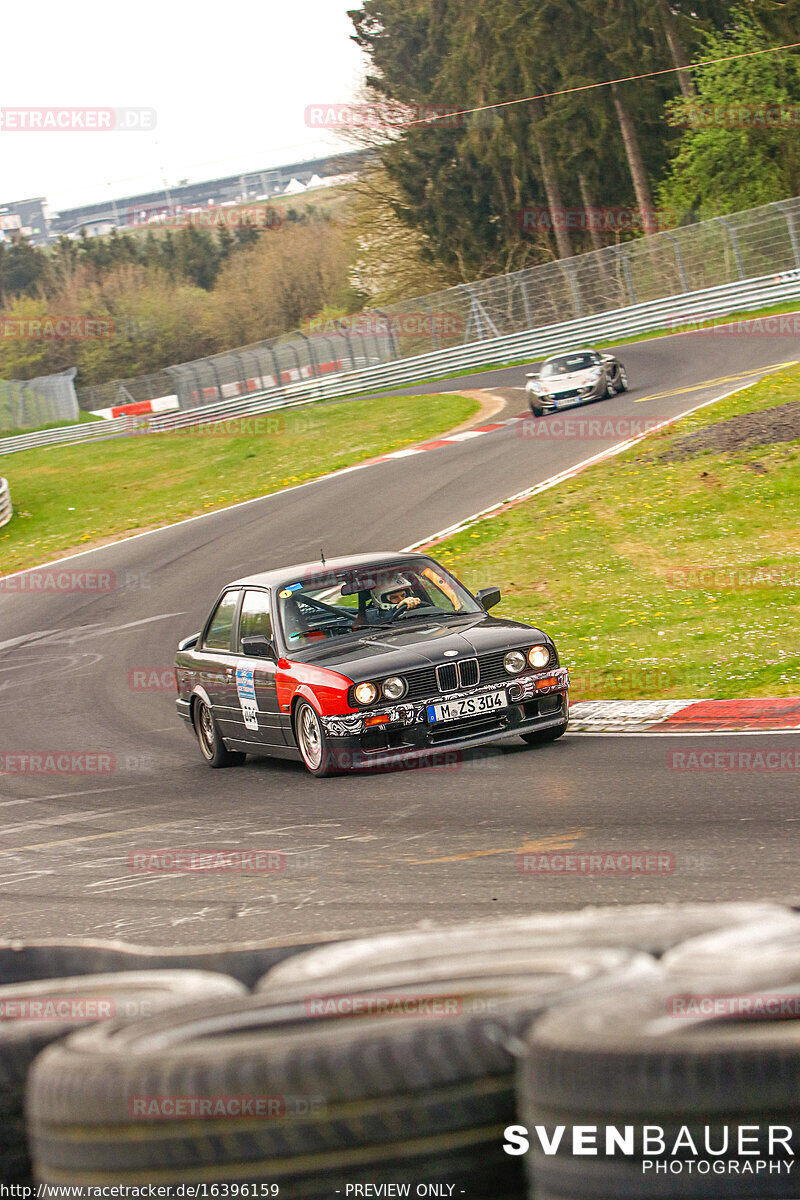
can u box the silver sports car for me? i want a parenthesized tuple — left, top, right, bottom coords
(525, 349, 629, 416)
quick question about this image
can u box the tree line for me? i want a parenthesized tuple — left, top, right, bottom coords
(348, 0, 800, 279)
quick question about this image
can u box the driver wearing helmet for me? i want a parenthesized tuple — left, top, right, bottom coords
(353, 573, 421, 628)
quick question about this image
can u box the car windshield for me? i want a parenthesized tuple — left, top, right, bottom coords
(540, 352, 599, 378)
(276, 558, 482, 645)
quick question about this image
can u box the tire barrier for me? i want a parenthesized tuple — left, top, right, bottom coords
(0, 969, 244, 1183)
(0, 903, 797, 1194)
(26, 949, 654, 1194)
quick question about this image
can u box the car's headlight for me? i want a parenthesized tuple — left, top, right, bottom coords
(382, 676, 407, 701)
(588, 368, 603, 382)
(528, 645, 550, 669)
(354, 681, 379, 705)
(504, 650, 527, 674)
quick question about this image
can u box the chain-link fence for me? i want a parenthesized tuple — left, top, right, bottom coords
(1, 369, 79, 431)
(76, 195, 800, 413)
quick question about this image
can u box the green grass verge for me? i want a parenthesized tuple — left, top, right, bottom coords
(0, 393, 478, 574)
(430, 365, 800, 700)
(1, 410, 103, 438)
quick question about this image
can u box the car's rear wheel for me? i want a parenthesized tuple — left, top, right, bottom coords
(294, 700, 336, 777)
(194, 698, 246, 768)
(522, 721, 568, 747)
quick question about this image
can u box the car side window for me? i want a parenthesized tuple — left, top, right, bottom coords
(238, 590, 272, 650)
(203, 590, 239, 651)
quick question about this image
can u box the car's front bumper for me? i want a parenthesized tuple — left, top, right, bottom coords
(529, 386, 602, 411)
(319, 666, 569, 771)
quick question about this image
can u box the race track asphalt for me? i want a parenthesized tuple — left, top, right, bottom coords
(1, 324, 799, 945)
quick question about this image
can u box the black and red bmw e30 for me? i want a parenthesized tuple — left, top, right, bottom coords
(174, 552, 570, 776)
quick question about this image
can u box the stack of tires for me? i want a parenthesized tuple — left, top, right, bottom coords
(2, 902, 798, 1196)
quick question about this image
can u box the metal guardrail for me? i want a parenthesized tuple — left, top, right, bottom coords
(0, 478, 12, 527)
(2, 268, 800, 457)
(76, 194, 800, 413)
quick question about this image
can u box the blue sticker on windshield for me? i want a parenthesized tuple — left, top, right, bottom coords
(285, 582, 303, 593)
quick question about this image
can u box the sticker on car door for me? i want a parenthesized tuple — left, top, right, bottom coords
(235, 662, 259, 731)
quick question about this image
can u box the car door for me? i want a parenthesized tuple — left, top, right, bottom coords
(230, 587, 287, 749)
(192, 588, 242, 736)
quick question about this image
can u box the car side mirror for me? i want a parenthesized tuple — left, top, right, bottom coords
(525, 372, 539, 379)
(476, 586, 501, 611)
(177, 632, 200, 651)
(241, 635, 276, 659)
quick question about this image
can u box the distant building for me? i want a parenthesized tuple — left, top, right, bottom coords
(48, 149, 375, 240)
(0, 197, 49, 246)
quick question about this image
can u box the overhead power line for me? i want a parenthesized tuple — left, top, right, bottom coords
(406, 38, 800, 125)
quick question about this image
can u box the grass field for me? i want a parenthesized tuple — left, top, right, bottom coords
(429, 365, 800, 700)
(0, 393, 478, 575)
(0, 410, 102, 439)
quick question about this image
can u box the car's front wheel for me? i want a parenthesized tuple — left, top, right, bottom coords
(194, 698, 246, 768)
(521, 721, 568, 747)
(294, 700, 336, 777)
(530, 403, 544, 418)
(616, 365, 629, 393)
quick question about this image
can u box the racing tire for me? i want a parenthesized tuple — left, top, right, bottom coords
(530, 404, 544, 418)
(26, 949, 652, 1194)
(294, 700, 337, 777)
(521, 721, 567, 747)
(616, 365, 629, 393)
(0, 936, 341, 991)
(194, 698, 246, 768)
(259, 903, 788, 989)
(1, 970, 243, 1184)
(516, 975, 800, 1198)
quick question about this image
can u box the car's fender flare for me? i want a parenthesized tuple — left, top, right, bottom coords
(286, 687, 325, 748)
(188, 684, 214, 728)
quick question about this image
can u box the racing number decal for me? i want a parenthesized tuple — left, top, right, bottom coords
(235, 662, 259, 731)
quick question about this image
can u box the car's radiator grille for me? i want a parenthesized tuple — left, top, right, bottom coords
(401, 647, 555, 703)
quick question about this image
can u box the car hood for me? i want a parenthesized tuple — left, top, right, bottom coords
(536, 369, 599, 392)
(283, 614, 552, 681)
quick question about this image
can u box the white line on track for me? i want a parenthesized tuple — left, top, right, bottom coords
(0, 786, 138, 807)
(0, 807, 139, 839)
(0, 363, 789, 586)
(402, 381, 761, 550)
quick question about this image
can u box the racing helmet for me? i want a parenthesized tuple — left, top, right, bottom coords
(371, 572, 415, 611)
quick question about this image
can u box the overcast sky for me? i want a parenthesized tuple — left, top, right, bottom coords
(1, 0, 368, 213)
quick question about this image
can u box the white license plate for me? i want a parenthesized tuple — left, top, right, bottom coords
(555, 396, 581, 409)
(427, 691, 508, 723)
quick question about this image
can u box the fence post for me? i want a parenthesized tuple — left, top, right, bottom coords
(0, 478, 12, 528)
(715, 217, 746, 279)
(775, 202, 800, 269)
(664, 233, 690, 293)
(373, 310, 399, 360)
(295, 331, 320, 378)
